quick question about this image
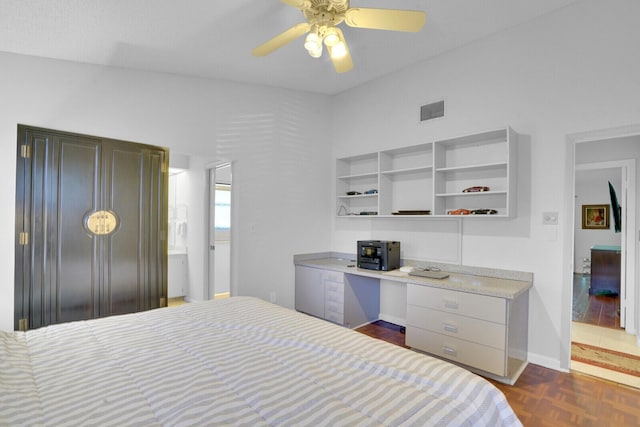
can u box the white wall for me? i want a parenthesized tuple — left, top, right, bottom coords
(0, 53, 332, 331)
(330, 0, 640, 370)
(168, 169, 189, 254)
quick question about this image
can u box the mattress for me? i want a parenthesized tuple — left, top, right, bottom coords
(1, 297, 521, 426)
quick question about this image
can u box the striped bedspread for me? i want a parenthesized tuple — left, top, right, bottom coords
(1, 297, 521, 426)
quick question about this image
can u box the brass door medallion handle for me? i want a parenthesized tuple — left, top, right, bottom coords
(84, 210, 119, 236)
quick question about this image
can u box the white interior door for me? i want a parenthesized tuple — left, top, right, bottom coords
(208, 163, 232, 299)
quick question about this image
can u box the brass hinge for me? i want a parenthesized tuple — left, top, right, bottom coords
(160, 297, 167, 307)
(20, 144, 31, 158)
(19, 231, 29, 246)
(161, 163, 168, 173)
(18, 318, 28, 331)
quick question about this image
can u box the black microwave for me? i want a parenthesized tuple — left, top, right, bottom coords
(357, 240, 400, 271)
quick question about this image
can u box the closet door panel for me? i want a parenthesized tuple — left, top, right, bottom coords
(56, 136, 101, 323)
(19, 129, 101, 328)
(106, 143, 167, 315)
(25, 133, 49, 329)
(107, 146, 144, 315)
(141, 150, 167, 311)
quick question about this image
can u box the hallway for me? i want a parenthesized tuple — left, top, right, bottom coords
(572, 274, 640, 387)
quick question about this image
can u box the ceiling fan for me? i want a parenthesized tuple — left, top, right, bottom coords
(252, 0, 426, 73)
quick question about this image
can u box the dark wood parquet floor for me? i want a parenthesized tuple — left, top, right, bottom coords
(355, 321, 640, 426)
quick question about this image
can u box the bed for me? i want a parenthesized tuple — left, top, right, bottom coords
(1, 297, 521, 426)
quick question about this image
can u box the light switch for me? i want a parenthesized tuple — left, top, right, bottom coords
(543, 212, 559, 225)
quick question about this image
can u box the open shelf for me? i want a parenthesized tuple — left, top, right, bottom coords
(336, 127, 518, 218)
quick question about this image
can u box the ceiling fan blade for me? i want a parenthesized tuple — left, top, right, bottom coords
(328, 28, 353, 73)
(252, 22, 311, 56)
(345, 8, 426, 32)
(280, 0, 311, 9)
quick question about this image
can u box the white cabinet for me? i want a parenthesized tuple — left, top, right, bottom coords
(324, 270, 345, 324)
(295, 266, 325, 319)
(295, 266, 380, 328)
(168, 253, 188, 298)
(336, 126, 518, 218)
(405, 283, 528, 384)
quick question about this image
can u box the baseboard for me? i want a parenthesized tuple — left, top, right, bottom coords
(527, 352, 569, 373)
(378, 313, 406, 327)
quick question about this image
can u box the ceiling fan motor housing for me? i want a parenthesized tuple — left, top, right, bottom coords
(303, 0, 349, 26)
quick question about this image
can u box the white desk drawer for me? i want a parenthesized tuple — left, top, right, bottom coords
(324, 271, 344, 283)
(325, 291, 344, 305)
(325, 311, 344, 325)
(407, 284, 506, 324)
(325, 280, 344, 304)
(325, 300, 344, 315)
(406, 326, 506, 376)
(406, 305, 505, 350)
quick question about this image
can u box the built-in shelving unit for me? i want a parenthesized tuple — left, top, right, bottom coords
(336, 153, 379, 216)
(379, 143, 433, 216)
(336, 126, 518, 218)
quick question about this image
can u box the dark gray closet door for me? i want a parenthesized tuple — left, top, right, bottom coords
(104, 141, 167, 316)
(15, 125, 168, 330)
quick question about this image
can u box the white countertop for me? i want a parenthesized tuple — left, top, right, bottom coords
(294, 256, 532, 299)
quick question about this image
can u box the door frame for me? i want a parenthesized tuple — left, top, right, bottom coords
(563, 123, 640, 368)
(575, 160, 634, 328)
(205, 161, 233, 300)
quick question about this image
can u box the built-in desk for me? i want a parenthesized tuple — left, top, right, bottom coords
(590, 245, 621, 295)
(294, 252, 533, 385)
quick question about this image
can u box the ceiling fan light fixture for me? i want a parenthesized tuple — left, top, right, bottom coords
(308, 46, 323, 58)
(323, 28, 340, 47)
(304, 32, 321, 52)
(329, 41, 347, 59)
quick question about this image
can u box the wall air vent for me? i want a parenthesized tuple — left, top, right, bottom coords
(420, 100, 445, 122)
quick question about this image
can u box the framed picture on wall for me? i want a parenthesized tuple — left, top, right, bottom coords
(582, 204, 610, 229)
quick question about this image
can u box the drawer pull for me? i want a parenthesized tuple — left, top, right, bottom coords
(443, 323, 458, 333)
(442, 346, 458, 357)
(443, 299, 459, 310)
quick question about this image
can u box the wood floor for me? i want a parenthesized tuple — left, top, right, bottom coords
(573, 273, 620, 329)
(355, 321, 640, 426)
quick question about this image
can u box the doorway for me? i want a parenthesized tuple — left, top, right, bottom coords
(207, 163, 232, 300)
(573, 163, 628, 329)
(566, 125, 640, 385)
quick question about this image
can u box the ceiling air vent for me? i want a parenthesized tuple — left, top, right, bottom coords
(420, 100, 444, 122)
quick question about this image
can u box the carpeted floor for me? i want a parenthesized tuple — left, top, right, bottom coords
(572, 341, 640, 377)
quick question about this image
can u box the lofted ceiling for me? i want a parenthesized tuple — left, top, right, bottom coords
(0, 0, 579, 95)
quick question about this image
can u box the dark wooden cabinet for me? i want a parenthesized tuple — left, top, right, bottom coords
(589, 245, 621, 295)
(15, 125, 168, 330)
